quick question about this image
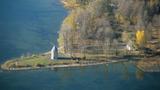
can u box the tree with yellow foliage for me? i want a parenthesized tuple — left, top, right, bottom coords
(136, 29, 146, 48)
(63, 11, 77, 30)
(62, 0, 80, 8)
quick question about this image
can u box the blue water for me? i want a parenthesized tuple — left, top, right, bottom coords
(0, 0, 160, 90)
(0, 0, 67, 62)
(0, 63, 160, 90)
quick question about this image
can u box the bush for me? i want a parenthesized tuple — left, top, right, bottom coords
(36, 64, 45, 67)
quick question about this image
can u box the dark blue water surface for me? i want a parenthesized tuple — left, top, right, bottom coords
(0, 62, 160, 90)
(0, 0, 67, 62)
(0, 0, 160, 90)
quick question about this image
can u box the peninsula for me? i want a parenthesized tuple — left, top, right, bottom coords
(1, 0, 160, 71)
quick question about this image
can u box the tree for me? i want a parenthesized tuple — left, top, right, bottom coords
(58, 0, 160, 57)
(122, 31, 131, 43)
(136, 29, 146, 48)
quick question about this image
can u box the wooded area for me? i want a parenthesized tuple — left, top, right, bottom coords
(59, 0, 160, 59)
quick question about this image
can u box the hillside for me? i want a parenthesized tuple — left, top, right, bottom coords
(59, 0, 160, 58)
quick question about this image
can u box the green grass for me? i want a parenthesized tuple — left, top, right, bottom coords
(1, 54, 78, 70)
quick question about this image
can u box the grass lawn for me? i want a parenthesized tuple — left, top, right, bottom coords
(1, 54, 78, 70)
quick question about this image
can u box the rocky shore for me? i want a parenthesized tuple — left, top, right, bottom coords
(136, 56, 160, 72)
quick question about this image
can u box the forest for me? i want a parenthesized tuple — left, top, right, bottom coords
(58, 0, 160, 58)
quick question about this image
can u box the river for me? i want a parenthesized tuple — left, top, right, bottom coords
(0, 0, 160, 90)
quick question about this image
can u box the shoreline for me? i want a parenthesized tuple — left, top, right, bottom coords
(136, 56, 160, 72)
(0, 51, 131, 71)
(1, 53, 160, 72)
(1, 56, 129, 71)
(2, 51, 158, 71)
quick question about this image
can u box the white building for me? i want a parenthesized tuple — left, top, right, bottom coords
(126, 40, 135, 51)
(51, 45, 58, 60)
(126, 44, 131, 51)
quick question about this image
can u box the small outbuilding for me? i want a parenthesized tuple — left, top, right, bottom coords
(126, 40, 135, 51)
(51, 45, 58, 60)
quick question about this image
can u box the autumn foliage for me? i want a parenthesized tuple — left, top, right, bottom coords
(136, 30, 146, 48)
(58, 0, 160, 54)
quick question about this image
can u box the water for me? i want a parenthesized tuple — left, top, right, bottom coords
(0, 0, 67, 62)
(0, 62, 160, 90)
(0, 0, 160, 90)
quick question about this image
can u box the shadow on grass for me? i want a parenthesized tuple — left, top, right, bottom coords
(57, 57, 72, 60)
(57, 57, 82, 60)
